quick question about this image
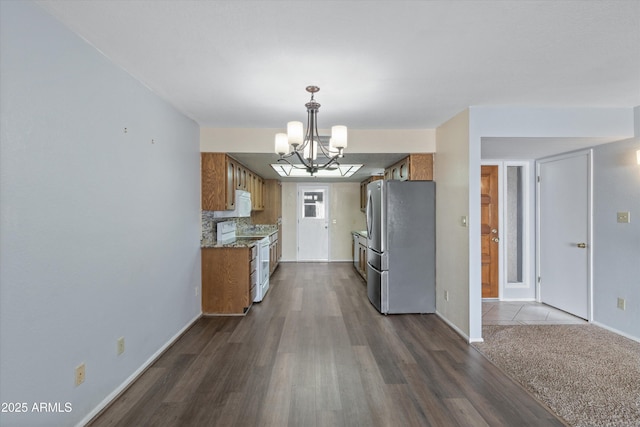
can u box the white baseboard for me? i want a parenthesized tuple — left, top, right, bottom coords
(592, 321, 640, 344)
(435, 311, 482, 343)
(75, 313, 202, 427)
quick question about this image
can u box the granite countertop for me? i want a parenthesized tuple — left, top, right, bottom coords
(201, 238, 259, 249)
(353, 230, 368, 238)
(201, 223, 278, 249)
(236, 224, 278, 238)
(236, 230, 277, 239)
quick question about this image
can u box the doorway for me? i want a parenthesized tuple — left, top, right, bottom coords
(297, 184, 329, 261)
(481, 162, 532, 300)
(481, 166, 500, 298)
(537, 151, 591, 320)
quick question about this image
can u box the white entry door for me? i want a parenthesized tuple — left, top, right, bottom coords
(297, 185, 329, 261)
(538, 151, 591, 320)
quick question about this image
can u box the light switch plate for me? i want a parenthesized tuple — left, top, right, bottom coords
(617, 212, 630, 223)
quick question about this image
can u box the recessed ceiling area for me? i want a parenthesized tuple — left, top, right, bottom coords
(229, 152, 408, 182)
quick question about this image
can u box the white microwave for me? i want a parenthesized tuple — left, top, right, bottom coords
(213, 190, 251, 218)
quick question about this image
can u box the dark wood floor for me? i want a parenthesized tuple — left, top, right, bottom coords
(89, 262, 567, 427)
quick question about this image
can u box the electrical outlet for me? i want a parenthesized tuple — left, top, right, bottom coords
(75, 363, 85, 386)
(617, 212, 630, 223)
(117, 337, 125, 355)
(195, 286, 199, 297)
(617, 298, 626, 310)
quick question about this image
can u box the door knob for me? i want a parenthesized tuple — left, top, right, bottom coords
(576, 243, 586, 248)
(492, 237, 500, 243)
(491, 228, 498, 234)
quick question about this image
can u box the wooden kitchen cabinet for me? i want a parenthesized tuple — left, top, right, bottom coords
(226, 157, 236, 209)
(384, 153, 434, 181)
(358, 236, 368, 281)
(201, 245, 257, 315)
(251, 175, 264, 211)
(201, 153, 264, 212)
(202, 153, 236, 211)
(252, 179, 281, 223)
(252, 179, 282, 275)
(352, 233, 367, 281)
(359, 176, 383, 211)
(247, 170, 254, 197)
(269, 230, 281, 275)
(276, 222, 282, 263)
(269, 238, 277, 275)
(235, 163, 245, 191)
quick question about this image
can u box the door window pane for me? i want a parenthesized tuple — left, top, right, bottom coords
(507, 166, 523, 283)
(302, 191, 325, 219)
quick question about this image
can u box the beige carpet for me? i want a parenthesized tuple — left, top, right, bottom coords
(473, 324, 640, 427)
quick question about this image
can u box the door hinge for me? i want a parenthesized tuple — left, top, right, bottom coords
(537, 176, 541, 183)
(538, 276, 541, 283)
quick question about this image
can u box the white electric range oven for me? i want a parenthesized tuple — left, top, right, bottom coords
(254, 236, 270, 302)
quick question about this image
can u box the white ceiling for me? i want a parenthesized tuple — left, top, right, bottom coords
(35, 0, 640, 174)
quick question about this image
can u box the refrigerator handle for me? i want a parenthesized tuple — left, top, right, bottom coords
(366, 191, 373, 236)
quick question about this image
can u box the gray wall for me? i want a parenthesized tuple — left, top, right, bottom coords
(592, 135, 640, 339)
(0, 2, 201, 426)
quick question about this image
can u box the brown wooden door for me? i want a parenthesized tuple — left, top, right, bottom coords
(481, 165, 499, 298)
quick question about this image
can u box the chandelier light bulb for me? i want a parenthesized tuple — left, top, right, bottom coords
(275, 133, 289, 155)
(287, 121, 303, 147)
(331, 125, 348, 149)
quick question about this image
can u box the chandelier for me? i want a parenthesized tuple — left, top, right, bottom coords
(274, 86, 348, 176)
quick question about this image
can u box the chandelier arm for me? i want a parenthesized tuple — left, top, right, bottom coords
(277, 156, 311, 170)
(293, 150, 313, 168)
(316, 156, 340, 170)
(316, 139, 334, 157)
(278, 151, 296, 160)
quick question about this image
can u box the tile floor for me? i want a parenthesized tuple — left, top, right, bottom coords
(482, 301, 587, 325)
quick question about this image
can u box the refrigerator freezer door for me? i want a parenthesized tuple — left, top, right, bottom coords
(367, 247, 388, 271)
(367, 263, 388, 313)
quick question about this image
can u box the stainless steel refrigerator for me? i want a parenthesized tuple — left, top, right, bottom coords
(366, 180, 435, 314)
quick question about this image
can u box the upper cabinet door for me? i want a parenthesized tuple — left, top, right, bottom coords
(383, 154, 433, 181)
(202, 153, 231, 211)
(226, 158, 236, 209)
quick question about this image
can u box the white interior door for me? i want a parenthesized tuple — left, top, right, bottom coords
(538, 152, 591, 319)
(297, 185, 329, 261)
